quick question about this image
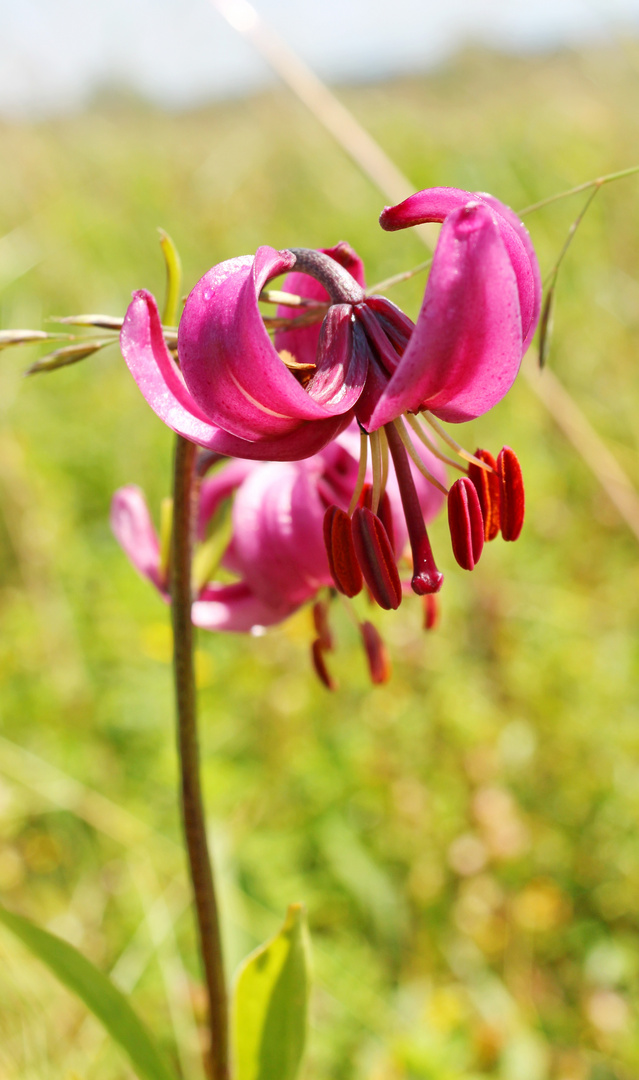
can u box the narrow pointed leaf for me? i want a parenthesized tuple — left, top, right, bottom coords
(233, 903, 311, 1080)
(0, 903, 178, 1080)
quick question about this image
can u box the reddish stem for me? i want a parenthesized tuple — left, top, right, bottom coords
(171, 435, 229, 1080)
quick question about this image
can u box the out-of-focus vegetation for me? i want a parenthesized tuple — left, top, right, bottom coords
(1, 40, 639, 1080)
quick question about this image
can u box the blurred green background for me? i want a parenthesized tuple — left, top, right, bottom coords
(2, 40, 639, 1080)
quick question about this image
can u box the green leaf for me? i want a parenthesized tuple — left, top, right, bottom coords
(233, 903, 311, 1080)
(0, 902, 179, 1080)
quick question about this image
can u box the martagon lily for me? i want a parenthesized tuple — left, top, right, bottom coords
(120, 187, 540, 609)
(111, 425, 446, 686)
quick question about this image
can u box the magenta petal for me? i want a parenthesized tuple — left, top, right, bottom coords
(306, 304, 366, 412)
(368, 203, 522, 427)
(477, 193, 541, 350)
(121, 289, 240, 451)
(232, 460, 332, 610)
(193, 581, 294, 633)
(179, 246, 352, 443)
(380, 186, 540, 351)
(110, 485, 164, 593)
(197, 459, 256, 538)
(121, 289, 349, 460)
(379, 186, 477, 229)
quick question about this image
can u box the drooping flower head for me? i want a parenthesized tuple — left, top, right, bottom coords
(111, 426, 446, 686)
(120, 187, 539, 609)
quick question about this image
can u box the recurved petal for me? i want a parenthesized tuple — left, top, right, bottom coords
(306, 304, 367, 412)
(179, 246, 353, 443)
(380, 186, 477, 229)
(232, 460, 332, 609)
(380, 186, 540, 351)
(478, 193, 541, 350)
(197, 459, 256, 538)
(121, 289, 350, 461)
(193, 581, 295, 633)
(367, 202, 522, 428)
(110, 485, 164, 592)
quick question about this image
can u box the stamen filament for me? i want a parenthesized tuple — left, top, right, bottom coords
(380, 428, 390, 500)
(404, 413, 466, 474)
(370, 429, 383, 514)
(259, 288, 329, 309)
(348, 430, 369, 516)
(262, 309, 326, 330)
(420, 412, 493, 471)
(393, 418, 449, 495)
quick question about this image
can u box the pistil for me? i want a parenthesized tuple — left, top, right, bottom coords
(288, 248, 365, 305)
(384, 421, 444, 595)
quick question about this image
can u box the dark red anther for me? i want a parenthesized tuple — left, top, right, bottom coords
(312, 600, 334, 651)
(422, 593, 440, 631)
(323, 505, 363, 597)
(447, 477, 485, 571)
(468, 448, 500, 541)
(360, 621, 391, 684)
(497, 446, 525, 541)
(311, 639, 337, 691)
(360, 484, 396, 553)
(351, 506, 402, 610)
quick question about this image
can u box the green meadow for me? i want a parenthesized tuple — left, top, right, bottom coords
(2, 40, 639, 1080)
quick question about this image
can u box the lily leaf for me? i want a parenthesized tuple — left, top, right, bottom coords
(233, 903, 311, 1080)
(0, 903, 179, 1080)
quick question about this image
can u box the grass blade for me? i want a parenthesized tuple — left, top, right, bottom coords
(0, 903, 179, 1080)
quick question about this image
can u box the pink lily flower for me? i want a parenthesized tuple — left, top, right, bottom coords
(119, 187, 537, 602)
(110, 428, 446, 681)
(120, 188, 538, 448)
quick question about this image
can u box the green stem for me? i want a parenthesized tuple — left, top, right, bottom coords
(518, 163, 639, 215)
(171, 434, 229, 1080)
